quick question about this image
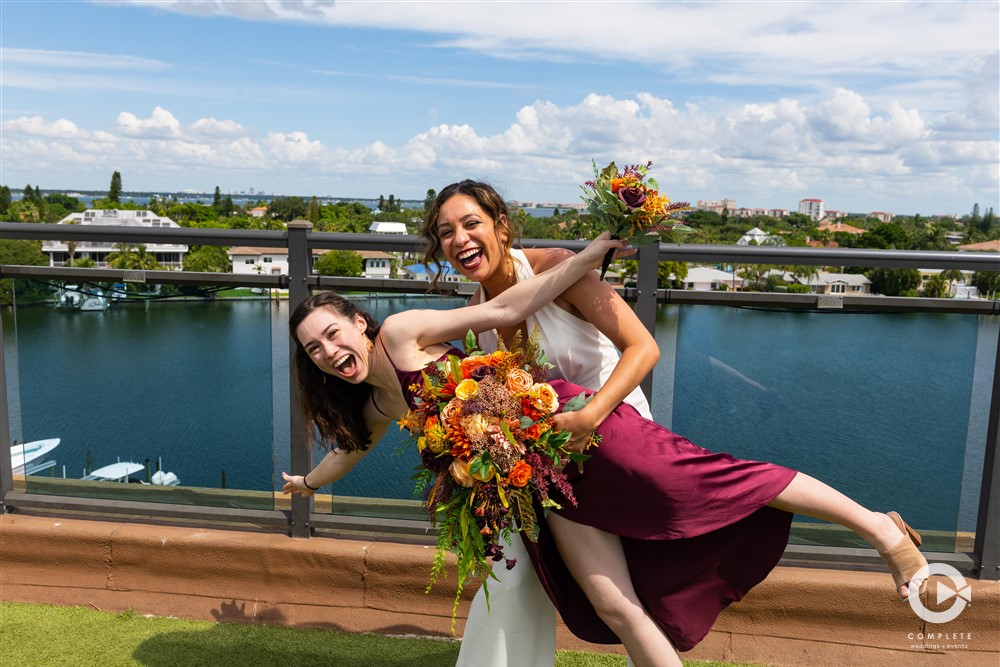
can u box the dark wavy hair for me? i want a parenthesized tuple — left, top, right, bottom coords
(289, 292, 382, 453)
(419, 180, 519, 290)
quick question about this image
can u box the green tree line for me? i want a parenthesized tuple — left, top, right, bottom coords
(2, 173, 997, 300)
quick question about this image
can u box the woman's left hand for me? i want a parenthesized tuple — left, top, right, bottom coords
(552, 409, 600, 455)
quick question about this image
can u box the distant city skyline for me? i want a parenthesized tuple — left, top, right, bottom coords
(3, 2, 997, 216)
(15, 185, 973, 220)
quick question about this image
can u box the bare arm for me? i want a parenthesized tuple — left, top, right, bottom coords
(392, 233, 630, 349)
(529, 248, 659, 451)
(281, 417, 391, 496)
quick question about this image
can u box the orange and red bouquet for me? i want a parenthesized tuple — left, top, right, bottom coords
(582, 159, 692, 278)
(401, 329, 593, 630)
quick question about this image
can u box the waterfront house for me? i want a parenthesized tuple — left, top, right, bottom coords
(43, 209, 188, 269)
(356, 250, 394, 279)
(918, 269, 978, 298)
(312, 249, 395, 279)
(796, 271, 872, 295)
(229, 247, 290, 275)
(678, 267, 742, 291)
(229, 247, 393, 279)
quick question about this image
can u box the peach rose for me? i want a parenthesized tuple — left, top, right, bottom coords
(455, 378, 479, 400)
(461, 413, 491, 438)
(529, 382, 560, 413)
(441, 397, 464, 423)
(507, 460, 533, 488)
(449, 458, 474, 488)
(504, 368, 534, 394)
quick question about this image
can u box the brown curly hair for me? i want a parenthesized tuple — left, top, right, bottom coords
(289, 292, 382, 453)
(419, 180, 519, 290)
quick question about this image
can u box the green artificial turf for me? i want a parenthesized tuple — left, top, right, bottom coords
(0, 601, 767, 667)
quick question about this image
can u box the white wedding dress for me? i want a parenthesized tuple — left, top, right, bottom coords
(455, 249, 652, 667)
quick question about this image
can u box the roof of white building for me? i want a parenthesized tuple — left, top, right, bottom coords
(811, 272, 871, 286)
(368, 221, 408, 234)
(683, 267, 738, 282)
(60, 209, 180, 228)
(228, 247, 289, 257)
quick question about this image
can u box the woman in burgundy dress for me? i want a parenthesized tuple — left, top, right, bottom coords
(281, 233, 927, 667)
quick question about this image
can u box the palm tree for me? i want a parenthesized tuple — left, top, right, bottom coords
(787, 264, 820, 290)
(107, 243, 161, 270)
(940, 269, 965, 296)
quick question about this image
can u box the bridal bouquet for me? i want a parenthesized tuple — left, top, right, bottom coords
(400, 329, 594, 630)
(581, 160, 693, 279)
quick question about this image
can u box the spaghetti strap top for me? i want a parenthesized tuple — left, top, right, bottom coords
(376, 335, 463, 411)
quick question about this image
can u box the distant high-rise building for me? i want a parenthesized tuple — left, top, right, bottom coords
(696, 198, 737, 214)
(799, 198, 825, 221)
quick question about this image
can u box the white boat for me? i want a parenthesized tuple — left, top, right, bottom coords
(55, 285, 109, 311)
(10, 438, 60, 475)
(79, 292, 109, 311)
(83, 458, 180, 486)
(55, 285, 82, 309)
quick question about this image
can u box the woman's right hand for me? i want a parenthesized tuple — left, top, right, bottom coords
(281, 471, 316, 497)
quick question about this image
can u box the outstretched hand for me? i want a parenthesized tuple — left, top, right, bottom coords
(578, 231, 635, 273)
(281, 471, 315, 497)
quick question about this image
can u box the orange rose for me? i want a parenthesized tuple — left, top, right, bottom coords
(507, 460, 533, 488)
(460, 355, 494, 379)
(529, 382, 559, 413)
(449, 458, 474, 488)
(504, 368, 533, 394)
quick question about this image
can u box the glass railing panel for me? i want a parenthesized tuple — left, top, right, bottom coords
(4, 280, 276, 510)
(653, 304, 996, 553)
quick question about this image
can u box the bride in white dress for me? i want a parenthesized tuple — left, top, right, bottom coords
(421, 181, 657, 667)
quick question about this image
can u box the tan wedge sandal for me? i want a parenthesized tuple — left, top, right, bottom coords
(878, 511, 928, 600)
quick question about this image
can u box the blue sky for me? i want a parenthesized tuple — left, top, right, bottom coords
(2, 0, 998, 216)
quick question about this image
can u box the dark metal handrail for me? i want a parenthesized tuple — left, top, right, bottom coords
(1, 220, 997, 580)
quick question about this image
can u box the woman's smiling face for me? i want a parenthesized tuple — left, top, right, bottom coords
(296, 307, 370, 383)
(435, 194, 510, 284)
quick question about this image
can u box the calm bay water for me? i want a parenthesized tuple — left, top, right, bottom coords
(3, 295, 994, 533)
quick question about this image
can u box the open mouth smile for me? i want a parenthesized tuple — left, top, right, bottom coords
(456, 247, 483, 269)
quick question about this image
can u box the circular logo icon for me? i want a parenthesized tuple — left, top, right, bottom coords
(908, 563, 972, 624)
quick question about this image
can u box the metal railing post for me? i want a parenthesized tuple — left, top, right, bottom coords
(973, 325, 1000, 580)
(634, 242, 659, 402)
(0, 309, 13, 509)
(286, 220, 313, 538)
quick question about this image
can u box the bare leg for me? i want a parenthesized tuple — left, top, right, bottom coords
(768, 472, 925, 597)
(546, 512, 682, 667)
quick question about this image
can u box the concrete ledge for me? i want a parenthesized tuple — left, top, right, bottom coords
(1, 513, 997, 665)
